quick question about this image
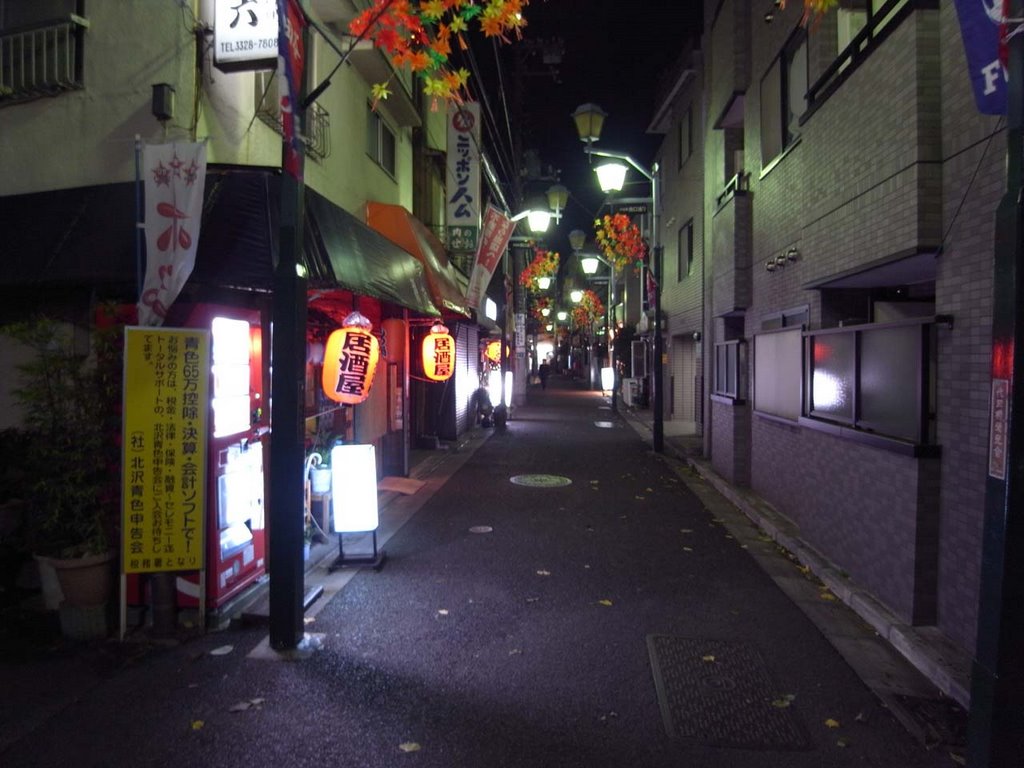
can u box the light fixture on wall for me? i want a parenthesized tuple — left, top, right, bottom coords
(151, 83, 175, 122)
(774, 253, 788, 268)
(786, 246, 800, 262)
(765, 259, 778, 273)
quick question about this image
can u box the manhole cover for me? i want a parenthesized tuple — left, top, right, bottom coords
(647, 635, 809, 750)
(509, 474, 573, 488)
(594, 421, 615, 428)
(469, 526, 493, 534)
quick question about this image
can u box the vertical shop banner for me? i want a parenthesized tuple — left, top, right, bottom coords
(122, 327, 210, 574)
(139, 142, 207, 327)
(954, 0, 1008, 114)
(278, 0, 306, 178)
(465, 204, 515, 309)
(447, 102, 481, 252)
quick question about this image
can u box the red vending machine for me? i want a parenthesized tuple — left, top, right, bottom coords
(175, 303, 270, 611)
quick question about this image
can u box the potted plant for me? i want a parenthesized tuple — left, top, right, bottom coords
(2, 313, 123, 626)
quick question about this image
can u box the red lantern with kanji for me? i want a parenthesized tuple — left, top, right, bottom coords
(322, 311, 380, 404)
(422, 323, 455, 382)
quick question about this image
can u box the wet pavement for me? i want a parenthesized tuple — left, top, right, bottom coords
(0, 374, 966, 767)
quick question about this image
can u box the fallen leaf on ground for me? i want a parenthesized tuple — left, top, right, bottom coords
(229, 698, 265, 713)
(702, 655, 716, 663)
(635, 496, 645, 500)
(949, 752, 966, 765)
(536, 570, 551, 576)
(646, 487, 653, 492)
(772, 694, 795, 708)
(836, 737, 849, 748)
(598, 599, 613, 606)
(819, 591, 837, 602)
(508, 648, 521, 655)
(824, 718, 841, 729)
(683, 547, 693, 552)
(525, 596, 540, 603)
(590, 480, 599, 485)
(437, 609, 449, 616)
(209, 645, 233, 656)
(191, 720, 204, 730)
(680, 528, 693, 534)
(398, 742, 421, 753)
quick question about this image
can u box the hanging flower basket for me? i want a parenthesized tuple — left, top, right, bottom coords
(519, 248, 560, 288)
(571, 290, 605, 330)
(530, 296, 552, 322)
(594, 214, 646, 273)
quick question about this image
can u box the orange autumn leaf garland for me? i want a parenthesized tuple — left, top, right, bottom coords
(777, 0, 839, 27)
(349, 0, 530, 106)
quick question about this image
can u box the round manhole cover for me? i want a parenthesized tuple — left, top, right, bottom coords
(510, 474, 573, 488)
(469, 525, 493, 534)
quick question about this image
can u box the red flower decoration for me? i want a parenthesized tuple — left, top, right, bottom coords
(594, 214, 646, 273)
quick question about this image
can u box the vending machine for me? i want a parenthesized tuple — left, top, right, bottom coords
(176, 303, 270, 610)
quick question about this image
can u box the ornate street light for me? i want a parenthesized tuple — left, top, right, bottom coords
(572, 102, 664, 452)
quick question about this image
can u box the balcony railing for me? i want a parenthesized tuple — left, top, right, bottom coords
(0, 15, 88, 105)
(255, 70, 331, 162)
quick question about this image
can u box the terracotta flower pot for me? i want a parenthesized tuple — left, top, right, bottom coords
(49, 550, 115, 607)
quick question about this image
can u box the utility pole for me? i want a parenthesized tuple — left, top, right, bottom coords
(967, 0, 1024, 762)
(268, 7, 309, 651)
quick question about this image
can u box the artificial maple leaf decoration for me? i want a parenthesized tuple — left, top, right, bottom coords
(350, 0, 532, 105)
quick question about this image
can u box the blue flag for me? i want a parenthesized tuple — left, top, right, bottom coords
(954, 0, 1008, 115)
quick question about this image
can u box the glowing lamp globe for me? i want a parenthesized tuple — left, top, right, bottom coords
(595, 161, 628, 193)
(322, 311, 380, 405)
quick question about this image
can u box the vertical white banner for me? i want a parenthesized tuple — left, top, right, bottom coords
(139, 142, 207, 326)
(446, 102, 481, 253)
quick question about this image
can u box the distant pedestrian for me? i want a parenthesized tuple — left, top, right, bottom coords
(538, 360, 551, 389)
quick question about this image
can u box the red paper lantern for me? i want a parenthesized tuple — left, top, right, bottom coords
(422, 323, 455, 382)
(322, 312, 380, 404)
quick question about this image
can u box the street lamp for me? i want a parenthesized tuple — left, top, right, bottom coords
(572, 102, 664, 453)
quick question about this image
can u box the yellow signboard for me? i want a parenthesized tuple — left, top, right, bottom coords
(122, 327, 210, 574)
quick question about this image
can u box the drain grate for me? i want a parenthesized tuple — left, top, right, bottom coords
(647, 635, 810, 751)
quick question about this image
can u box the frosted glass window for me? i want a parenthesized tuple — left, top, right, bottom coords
(808, 334, 854, 423)
(754, 328, 801, 420)
(860, 325, 919, 441)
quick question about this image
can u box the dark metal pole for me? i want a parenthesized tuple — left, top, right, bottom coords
(967, 0, 1024, 760)
(269, 19, 309, 651)
(651, 167, 663, 453)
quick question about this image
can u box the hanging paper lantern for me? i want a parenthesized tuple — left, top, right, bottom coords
(422, 323, 455, 382)
(380, 318, 407, 363)
(484, 339, 502, 364)
(322, 311, 380, 404)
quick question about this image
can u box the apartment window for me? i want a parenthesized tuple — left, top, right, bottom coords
(677, 107, 692, 169)
(803, 319, 935, 444)
(713, 340, 745, 399)
(760, 28, 808, 167)
(807, 0, 913, 110)
(367, 105, 396, 177)
(677, 220, 694, 281)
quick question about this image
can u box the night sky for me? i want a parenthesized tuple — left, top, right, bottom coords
(459, 0, 704, 255)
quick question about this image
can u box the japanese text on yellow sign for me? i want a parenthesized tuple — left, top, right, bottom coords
(122, 328, 209, 574)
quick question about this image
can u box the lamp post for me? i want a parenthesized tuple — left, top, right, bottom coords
(579, 249, 616, 407)
(572, 103, 663, 452)
(499, 202, 555, 422)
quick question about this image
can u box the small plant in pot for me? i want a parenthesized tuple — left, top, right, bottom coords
(2, 313, 123, 619)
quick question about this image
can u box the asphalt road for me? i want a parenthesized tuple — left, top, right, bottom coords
(0, 375, 963, 767)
